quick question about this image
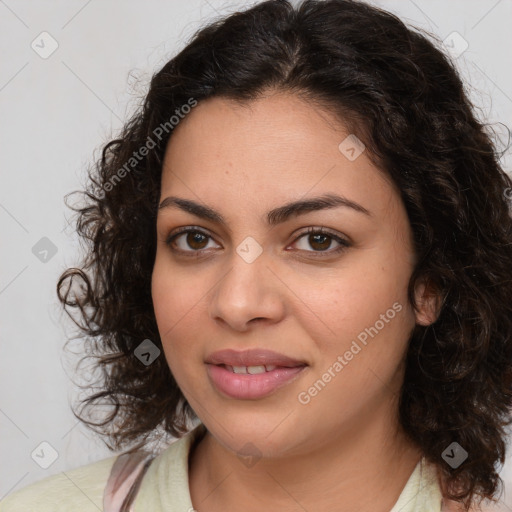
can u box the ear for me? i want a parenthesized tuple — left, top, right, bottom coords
(413, 276, 442, 326)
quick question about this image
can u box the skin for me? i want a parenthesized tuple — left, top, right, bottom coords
(151, 90, 439, 512)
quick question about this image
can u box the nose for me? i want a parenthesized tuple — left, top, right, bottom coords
(208, 250, 286, 332)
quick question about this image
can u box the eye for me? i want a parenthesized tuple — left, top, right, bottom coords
(165, 227, 219, 256)
(290, 227, 350, 257)
(164, 226, 351, 258)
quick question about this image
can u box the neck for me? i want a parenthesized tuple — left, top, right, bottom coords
(188, 402, 422, 512)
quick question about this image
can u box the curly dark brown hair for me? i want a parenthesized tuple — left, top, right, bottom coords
(57, 0, 512, 508)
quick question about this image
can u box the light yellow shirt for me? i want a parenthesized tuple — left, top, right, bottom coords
(0, 423, 443, 511)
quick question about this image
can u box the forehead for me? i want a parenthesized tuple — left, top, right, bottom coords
(159, 93, 400, 224)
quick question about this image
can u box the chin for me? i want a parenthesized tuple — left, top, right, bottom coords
(201, 409, 310, 459)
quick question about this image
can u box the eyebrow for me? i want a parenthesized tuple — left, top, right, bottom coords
(158, 193, 371, 227)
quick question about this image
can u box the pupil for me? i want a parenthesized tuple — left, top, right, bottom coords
(188, 232, 207, 249)
(311, 234, 330, 251)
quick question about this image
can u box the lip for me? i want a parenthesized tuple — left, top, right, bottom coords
(206, 364, 307, 400)
(205, 348, 308, 400)
(205, 348, 306, 367)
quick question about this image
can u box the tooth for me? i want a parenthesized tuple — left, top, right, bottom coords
(247, 365, 266, 374)
(233, 366, 248, 374)
(265, 365, 276, 371)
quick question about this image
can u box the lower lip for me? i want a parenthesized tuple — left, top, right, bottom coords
(206, 364, 306, 400)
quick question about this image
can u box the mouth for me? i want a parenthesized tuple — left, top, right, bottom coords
(204, 349, 308, 400)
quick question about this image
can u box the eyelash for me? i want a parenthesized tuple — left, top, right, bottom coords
(164, 226, 351, 258)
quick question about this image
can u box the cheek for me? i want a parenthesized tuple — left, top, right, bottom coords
(306, 261, 415, 368)
(295, 272, 414, 419)
(152, 253, 203, 327)
(151, 257, 206, 365)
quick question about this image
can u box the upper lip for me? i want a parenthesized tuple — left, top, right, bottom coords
(205, 349, 307, 368)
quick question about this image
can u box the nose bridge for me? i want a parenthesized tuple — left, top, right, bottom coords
(209, 239, 285, 330)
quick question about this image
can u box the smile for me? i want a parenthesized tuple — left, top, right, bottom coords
(206, 363, 307, 400)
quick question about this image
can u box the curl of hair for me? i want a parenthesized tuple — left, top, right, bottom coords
(57, 0, 512, 507)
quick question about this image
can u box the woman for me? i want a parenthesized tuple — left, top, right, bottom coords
(2, 0, 511, 511)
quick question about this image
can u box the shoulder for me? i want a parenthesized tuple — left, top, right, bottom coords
(442, 498, 504, 512)
(443, 498, 503, 512)
(0, 455, 118, 512)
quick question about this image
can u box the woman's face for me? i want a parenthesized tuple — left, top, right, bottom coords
(152, 91, 430, 457)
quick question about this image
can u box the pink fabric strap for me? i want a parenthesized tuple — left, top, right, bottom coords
(103, 451, 155, 512)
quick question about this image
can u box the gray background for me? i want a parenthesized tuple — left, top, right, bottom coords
(1, 0, 511, 508)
